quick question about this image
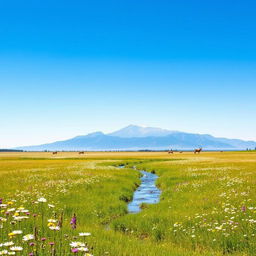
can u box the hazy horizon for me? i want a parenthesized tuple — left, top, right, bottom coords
(6, 124, 256, 149)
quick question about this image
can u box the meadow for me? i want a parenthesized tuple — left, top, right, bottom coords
(0, 151, 256, 255)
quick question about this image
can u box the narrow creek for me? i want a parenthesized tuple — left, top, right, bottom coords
(118, 165, 161, 214)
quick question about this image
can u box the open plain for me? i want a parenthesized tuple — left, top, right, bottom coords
(0, 151, 256, 255)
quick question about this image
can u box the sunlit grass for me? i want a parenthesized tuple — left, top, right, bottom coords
(0, 151, 255, 255)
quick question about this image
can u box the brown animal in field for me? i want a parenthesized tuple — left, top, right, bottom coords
(79, 151, 85, 155)
(168, 150, 173, 154)
(52, 151, 58, 155)
(179, 151, 183, 153)
(194, 148, 202, 154)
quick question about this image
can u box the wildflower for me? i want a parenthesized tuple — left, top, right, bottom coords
(3, 242, 14, 247)
(215, 225, 223, 230)
(48, 204, 55, 208)
(70, 214, 77, 229)
(79, 232, 91, 237)
(16, 206, 24, 211)
(41, 238, 46, 241)
(23, 234, 34, 241)
(37, 198, 47, 203)
(21, 209, 29, 213)
(7, 208, 15, 212)
(78, 247, 89, 252)
(13, 216, 29, 221)
(10, 246, 23, 251)
(71, 248, 79, 253)
(49, 226, 60, 231)
(70, 242, 86, 248)
(48, 219, 57, 223)
(8, 232, 15, 238)
(242, 205, 246, 212)
(12, 230, 22, 235)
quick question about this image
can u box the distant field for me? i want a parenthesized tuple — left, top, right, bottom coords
(0, 151, 256, 255)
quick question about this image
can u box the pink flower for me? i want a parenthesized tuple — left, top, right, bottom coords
(70, 214, 77, 229)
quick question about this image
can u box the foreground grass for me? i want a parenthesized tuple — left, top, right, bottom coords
(0, 151, 255, 255)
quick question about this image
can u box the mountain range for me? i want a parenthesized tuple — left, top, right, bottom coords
(15, 125, 256, 151)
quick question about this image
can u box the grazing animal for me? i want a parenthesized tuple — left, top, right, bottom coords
(194, 148, 202, 154)
(79, 151, 85, 155)
(52, 151, 58, 155)
(168, 150, 173, 154)
(179, 151, 183, 153)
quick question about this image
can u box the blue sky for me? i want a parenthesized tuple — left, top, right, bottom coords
(0, 0, 256, 147)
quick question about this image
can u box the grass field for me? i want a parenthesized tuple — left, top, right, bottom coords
(0, 151, 256, 255)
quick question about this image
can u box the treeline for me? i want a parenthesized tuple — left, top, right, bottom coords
(0, 149, 23, 152)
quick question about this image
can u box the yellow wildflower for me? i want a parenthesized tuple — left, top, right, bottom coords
(8, 232, 15, 237)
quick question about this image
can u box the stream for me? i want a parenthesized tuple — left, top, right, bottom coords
(127, 168, 161, 214)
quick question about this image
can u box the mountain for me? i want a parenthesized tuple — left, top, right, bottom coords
(15, 125, 256, 151)
(109, 125, 175, 138)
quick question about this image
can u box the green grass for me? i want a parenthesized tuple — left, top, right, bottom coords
(0, 151, 255, 255)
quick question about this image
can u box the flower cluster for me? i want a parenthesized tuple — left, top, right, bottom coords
(0, 197, 93, 255)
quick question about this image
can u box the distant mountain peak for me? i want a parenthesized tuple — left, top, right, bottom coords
(14, 125, 256, 151)
(87, 131, 104, 137)
(108, 124, 175, 138)
(75, 131, 104, 139)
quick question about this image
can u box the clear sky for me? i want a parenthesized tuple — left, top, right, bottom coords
(0, 0, 256, 148)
